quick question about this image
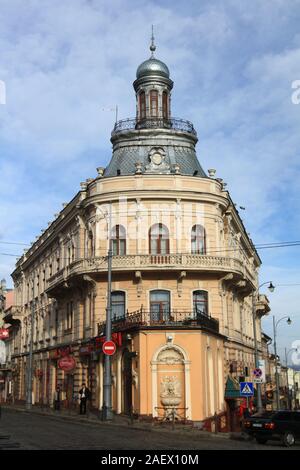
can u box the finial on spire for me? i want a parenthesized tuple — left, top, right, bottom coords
(150, 24, 156, 58)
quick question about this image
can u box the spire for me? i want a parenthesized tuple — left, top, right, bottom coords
(150, 24, 156, 58)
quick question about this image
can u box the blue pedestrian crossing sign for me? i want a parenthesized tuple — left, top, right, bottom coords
(239, 382, 254, 397)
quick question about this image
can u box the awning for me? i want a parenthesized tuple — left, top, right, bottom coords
(224, 375, 241, 399)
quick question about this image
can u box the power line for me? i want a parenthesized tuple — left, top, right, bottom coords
(0, 241, 30, 246)
(0, 240, 300, 260)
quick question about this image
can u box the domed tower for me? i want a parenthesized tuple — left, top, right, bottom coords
(104, 31, 206, 178)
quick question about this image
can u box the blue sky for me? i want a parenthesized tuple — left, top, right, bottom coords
(0, 0, 300, 362)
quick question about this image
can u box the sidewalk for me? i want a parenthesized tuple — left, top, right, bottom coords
(0, 403, 247, 441)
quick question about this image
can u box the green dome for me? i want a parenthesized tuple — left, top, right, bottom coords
(136, 58, 170, 79)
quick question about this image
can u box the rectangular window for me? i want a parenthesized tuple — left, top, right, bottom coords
(150, 290, 170, 322)
(111, 291, 125, 321)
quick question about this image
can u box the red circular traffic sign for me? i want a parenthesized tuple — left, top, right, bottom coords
(102, 340, 116, 356)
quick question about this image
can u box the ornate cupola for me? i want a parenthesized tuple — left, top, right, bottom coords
(104, 30, 206, 179)
(133, 29, 173, 122)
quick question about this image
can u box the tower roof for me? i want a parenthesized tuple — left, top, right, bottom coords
(136, 25, 170, 80)
(136, 58, 170, 79)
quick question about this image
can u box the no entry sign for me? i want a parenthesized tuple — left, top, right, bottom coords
(102, 340, 116, 356)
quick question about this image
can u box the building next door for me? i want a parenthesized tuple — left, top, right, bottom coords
(122, 349, 132, 415)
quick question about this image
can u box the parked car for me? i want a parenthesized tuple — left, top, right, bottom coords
(244, 410, 300, 447)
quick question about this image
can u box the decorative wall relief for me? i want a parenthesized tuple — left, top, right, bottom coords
(160, 375, 182, 420)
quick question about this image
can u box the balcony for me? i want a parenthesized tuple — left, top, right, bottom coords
(97, 308, 219, 335)
(46, 253, 255, 295)
(112, 117, 197, 136)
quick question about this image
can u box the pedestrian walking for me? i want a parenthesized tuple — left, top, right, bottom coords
(79, 383, 91, 415)
(54, 386, 61, 411)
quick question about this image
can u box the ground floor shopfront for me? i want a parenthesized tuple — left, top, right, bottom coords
(8, 327, 228, 423)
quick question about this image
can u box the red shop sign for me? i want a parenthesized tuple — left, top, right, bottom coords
(0, 328, 9, 340)
(58, 355, 76, 372)
(95, 332, 122, 347)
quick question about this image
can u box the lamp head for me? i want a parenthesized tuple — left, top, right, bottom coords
(268, 282, 275, 293)
(287, 317, 292, 325)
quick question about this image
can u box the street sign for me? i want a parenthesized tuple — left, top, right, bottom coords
(253, 368, 262, 377)
(102, 340, 116, 356)
(253, 364, 266, 384)
(240, 381, 254, 397)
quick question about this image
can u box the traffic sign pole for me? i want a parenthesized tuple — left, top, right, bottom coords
(102, 204, 113, 421)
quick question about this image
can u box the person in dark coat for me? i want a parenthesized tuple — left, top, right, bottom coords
(54, 386, 61, 411)
(79, 383, 91, 415)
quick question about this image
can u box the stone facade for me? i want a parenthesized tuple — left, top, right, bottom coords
(4, 40, 271, 425)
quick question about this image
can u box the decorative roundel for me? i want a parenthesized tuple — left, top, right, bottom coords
(151, 152, 163, 165)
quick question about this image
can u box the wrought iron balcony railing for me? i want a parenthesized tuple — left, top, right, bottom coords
(97, 308, 219, 335)
(112, 117, 197, 136)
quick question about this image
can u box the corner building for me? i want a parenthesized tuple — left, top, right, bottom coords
(9, 40, 269, 426)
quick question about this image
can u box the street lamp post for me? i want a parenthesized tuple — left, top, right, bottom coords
(102, 203, 113, 420)
(252, 281, 274, 413)
(26, 278, 35, 410)
(273, 316, 292, 411)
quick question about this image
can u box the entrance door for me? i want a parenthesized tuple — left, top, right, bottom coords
(122, 350, 132, 415)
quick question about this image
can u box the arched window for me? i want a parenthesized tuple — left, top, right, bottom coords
(111, 291, 125, 321)
(193, 290, 208, 317)
(150, 90, 158, 117)
(162, 91, 168, 119)
(150, 290, 170, 322)
(111, 224, 126, 255)
(149, 223, 169, 255)
(139, 91, 146, 119)
(191, 224, 206, 254)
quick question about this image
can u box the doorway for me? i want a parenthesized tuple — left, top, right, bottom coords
(122, 349, 133, 415)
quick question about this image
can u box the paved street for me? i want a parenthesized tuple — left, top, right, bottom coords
(0, 408, 297, 450)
